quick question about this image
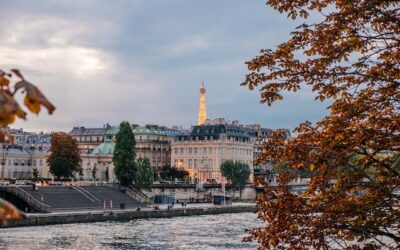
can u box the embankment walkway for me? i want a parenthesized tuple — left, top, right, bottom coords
(2, 203, 257, 228)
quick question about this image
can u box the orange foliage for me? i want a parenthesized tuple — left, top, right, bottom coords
(47, 132, 82, 179)
(0, 69, 55, 225)
(242, 1, 400, 249)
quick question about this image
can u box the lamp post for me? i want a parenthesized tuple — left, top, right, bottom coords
(1, 145, 4, 179)
(2, 144, 8, 179)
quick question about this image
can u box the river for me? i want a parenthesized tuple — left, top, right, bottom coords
(0, 212, 262, 250)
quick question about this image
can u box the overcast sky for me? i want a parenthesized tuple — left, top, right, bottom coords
(1, 0, 329, 133)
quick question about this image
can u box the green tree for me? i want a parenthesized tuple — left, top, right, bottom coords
(50, 156, 70, 179)
(32, 168, 39, 181)
(220, 160, 250, 198)
(159, 165, 189, 181)
(113, 121, 136, 186)
(135, 157, 154, 189)
(48, 132, 82, 179)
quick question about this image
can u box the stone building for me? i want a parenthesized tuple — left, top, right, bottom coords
(70, 124, 184, 179)
(0, 128, 52, 179)
(69, 126, 106, 153)
(78, 139, 115, 181)
(170, 118, 256, 184)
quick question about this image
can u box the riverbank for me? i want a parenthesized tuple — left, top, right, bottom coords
(2, 203, 257, 228)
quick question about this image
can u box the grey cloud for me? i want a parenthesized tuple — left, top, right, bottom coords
(3, 0, 329, 133)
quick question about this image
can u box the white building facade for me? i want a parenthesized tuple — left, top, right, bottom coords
(171, 119, 257, 184)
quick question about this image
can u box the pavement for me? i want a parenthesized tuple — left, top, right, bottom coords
(27, 202, 256, 217)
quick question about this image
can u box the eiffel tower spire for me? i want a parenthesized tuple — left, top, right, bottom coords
(197, 82, 207, 125)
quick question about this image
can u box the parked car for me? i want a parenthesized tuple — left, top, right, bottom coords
(0, 180, 10, 185)
(15, 180, 26, 185)
(48, 181, 63, 186)
(15, 180, 34, 186)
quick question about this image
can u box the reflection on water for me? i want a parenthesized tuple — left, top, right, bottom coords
(0, 213, 261, 250)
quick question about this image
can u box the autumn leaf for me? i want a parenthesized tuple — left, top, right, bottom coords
(15, 80, 55, 114)
(243, 0, 400, 249)
(0, 198, 25, 226)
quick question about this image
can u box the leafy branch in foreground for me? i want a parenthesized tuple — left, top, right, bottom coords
(0, 69, 55, 225)
(242, 1, 400, 249)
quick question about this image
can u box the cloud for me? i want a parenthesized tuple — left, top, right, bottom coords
(2, 0, 330, 133)
(166, 34, 216, 57)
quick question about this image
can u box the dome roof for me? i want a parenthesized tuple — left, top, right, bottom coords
(91, 139, 115, 155)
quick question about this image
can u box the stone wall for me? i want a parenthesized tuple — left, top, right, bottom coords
(142, 184, 256, 202)
(2, 205, 257, 228)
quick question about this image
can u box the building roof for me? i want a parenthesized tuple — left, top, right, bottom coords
(69, 127, 106, 136)
(91, 139, 115, 156)
(104, 125, 185, 137)
(134, 126, 166, 136)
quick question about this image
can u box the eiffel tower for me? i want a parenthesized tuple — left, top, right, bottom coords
(197, 82, 207, 125)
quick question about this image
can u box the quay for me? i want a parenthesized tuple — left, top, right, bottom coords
(2, 203, 257, 228)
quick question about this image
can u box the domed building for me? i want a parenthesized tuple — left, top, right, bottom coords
(79, 139, 115, 181)
(75, 124, 184, 181)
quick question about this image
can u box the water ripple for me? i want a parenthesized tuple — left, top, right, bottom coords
(0, 213, 261, 250)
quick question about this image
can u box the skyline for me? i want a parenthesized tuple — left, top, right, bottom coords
(2, 0, 330, 133)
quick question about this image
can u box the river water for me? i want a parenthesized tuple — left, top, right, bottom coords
(0, 213, 262, 250)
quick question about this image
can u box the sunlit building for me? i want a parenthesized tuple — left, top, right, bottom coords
(171, 118, 256, 183)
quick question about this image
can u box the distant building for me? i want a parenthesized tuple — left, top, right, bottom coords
(69, 126, 106, 153)
(71, 124, 185, 180)
(171, 118, 257, 184)
(0, 128, 51, 179)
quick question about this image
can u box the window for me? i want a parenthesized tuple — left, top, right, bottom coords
(203, 148, 207, 154)
(208, 147, 212, 154)
(189, 148, 192, 155)
(189, 159, 192, 168)
(180, 148, 184, 154)
(194, 159, 198, 168)
(194, 148, 198, 155)
(174, 148, 178, 154)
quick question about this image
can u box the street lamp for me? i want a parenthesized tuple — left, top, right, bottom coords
(2, 144, 8, 179)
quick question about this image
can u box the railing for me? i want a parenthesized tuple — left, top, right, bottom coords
(128, 186, 152, 205)
(0, 185, 51, 213)
(75, 186, 101, 202)
(97, 182, 152, 205)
